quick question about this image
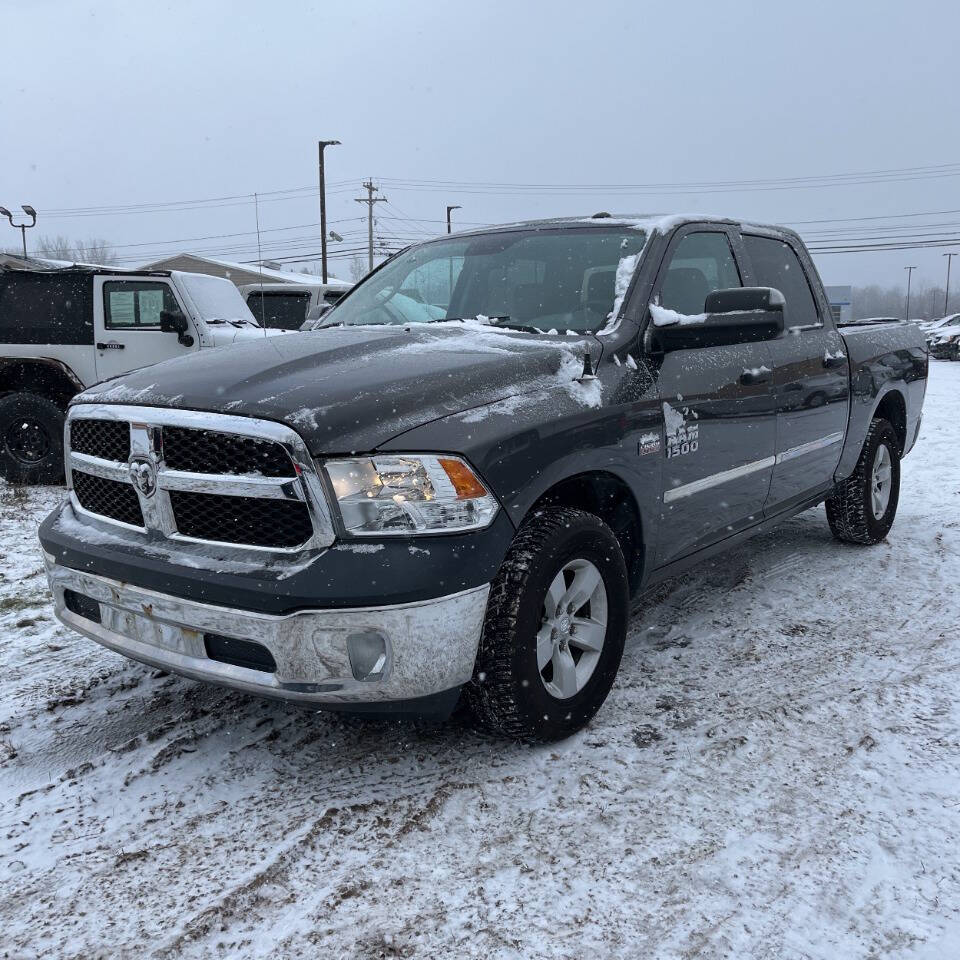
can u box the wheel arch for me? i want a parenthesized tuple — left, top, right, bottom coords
(0, 358, 82, 408)
(526, 469, 646, 596)
(874, 388, 907, 454)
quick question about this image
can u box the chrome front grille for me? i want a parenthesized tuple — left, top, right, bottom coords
(72, 470, 145, 528)
(162, 426, 297, 477)
(69, 418, 131, 462)
(65, 404, 335, 552)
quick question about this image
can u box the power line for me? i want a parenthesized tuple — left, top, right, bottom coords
(33, 160, 960, 221)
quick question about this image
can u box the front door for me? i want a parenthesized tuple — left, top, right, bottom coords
(740, 233, 850, 511)
(649, 228, 778, 566)
(93, 276, 197, 382)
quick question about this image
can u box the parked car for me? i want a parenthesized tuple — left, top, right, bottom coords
(925, 313, 960, 359)
(38, 215, 928, 741)
(0, 256, 281, 483)
(240, 280, 351, 330)
(918, 314, 958, 334)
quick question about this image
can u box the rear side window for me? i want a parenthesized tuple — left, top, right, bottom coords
(743, 235, 820, 329)
(659, 232, 741, 315)
(0, 271, 93, 345)
(246, 291, 312, 329)
(104, 280, 179, 329)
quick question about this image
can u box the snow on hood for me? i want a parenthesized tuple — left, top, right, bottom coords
(76, 323, 605, 455)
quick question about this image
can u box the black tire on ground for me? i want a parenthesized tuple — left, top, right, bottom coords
(0, 392, 66, 485)
(465, 506, 629, 742)
(825, 417, 900, 545)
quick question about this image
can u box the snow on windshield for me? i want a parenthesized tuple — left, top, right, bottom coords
(178, 272, 259, 325)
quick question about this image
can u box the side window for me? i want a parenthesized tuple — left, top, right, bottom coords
(104, 281, 179, 329)
(0, 273, 93, 345)
(246, 292, 311, 329)
(743, 235, 820, 329)
(659, 232, 741, 315)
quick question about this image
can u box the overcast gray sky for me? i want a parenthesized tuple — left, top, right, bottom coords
(2, 0, 957, 292)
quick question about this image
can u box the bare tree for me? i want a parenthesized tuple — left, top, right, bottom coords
(852, 283, 959, 321)
(35, 234, 117, 265)
(349, 256, 367, 283)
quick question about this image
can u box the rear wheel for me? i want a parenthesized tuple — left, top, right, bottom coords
(825, 417, 900, 544)
(466, 507, 629, 742)
(0, 393, 66, 485)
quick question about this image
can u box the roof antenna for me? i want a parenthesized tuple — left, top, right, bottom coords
(254, 192, 267, 337)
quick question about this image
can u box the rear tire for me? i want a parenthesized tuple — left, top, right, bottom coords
(825, 417, 900, 544)
(466, 507, 629, 742)
(0, 393, 66, 485)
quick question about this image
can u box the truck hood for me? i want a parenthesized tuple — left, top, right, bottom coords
(203, 324, 288, 347)
(76, 324, 599, 454)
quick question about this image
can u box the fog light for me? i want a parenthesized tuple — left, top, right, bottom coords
(346, 630, 390, 681)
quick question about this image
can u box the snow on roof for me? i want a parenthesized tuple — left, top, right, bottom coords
(141, 253, 349, 287)
(0, 253, 155, 275)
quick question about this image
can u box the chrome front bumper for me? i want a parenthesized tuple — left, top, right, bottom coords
(44, 557, 490, 705)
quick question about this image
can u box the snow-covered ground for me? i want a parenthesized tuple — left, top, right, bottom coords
(3, 363, 960, 959)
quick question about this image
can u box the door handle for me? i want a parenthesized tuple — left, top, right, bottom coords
(740, 368, 771, 385)
(823, 354, 846, 369)
(96, 341, 125, 351)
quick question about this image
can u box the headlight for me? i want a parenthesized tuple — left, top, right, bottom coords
(323, 454, 499, 536)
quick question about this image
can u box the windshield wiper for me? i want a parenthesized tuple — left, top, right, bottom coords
(442, 316, 541, 334)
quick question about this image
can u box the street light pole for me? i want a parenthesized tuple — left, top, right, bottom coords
(318, 140, 340, 284)
(0, 204, 37, 256)
(944, 253, 958, 316)
(446, 205, 461, 234)
(904, 266, 918, 321)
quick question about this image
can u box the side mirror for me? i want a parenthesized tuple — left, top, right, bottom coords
(705, 286, 785, 314)
(159, 309, 194, 347)
(652, 287, 785, 352)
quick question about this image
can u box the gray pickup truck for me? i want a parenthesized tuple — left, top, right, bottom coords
(38, 215, 927, 741)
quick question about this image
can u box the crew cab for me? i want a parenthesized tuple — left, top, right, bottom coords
(38, 215, 928, 741)
(0, 256, 281, 483)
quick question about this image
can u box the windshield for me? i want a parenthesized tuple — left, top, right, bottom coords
(323, 227, 648, 334)
(178, 272, 260, 326)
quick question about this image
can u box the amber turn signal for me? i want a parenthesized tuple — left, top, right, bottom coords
(439, 457, 488, 499)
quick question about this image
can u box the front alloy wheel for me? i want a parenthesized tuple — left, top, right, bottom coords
(466, 506, 629, 742)
(537, 559, 608, 699)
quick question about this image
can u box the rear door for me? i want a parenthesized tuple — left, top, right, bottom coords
(740, 233, 850, 512)
(650, 226, 778, 566)
(93, 276, 197, 381)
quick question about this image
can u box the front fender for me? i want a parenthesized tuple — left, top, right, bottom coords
(379, 385, 663, 564)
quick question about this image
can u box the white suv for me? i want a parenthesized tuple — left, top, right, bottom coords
(0, 258, 283, 484)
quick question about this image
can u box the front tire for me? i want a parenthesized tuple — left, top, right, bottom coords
(466, 507, 629, 742)
(826, 417, 900, 544)
(0, 393, 66, 485)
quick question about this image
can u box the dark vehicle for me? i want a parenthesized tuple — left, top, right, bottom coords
(38, 215, 928, 741)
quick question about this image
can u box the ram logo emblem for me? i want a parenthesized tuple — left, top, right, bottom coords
(128, 456, 157, 498)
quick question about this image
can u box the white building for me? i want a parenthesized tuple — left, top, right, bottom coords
(825, 285, 853, 324)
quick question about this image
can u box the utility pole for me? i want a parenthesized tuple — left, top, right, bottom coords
(904, 266, 918, 321)
(944, 253, 958, 316)
(354, 180, 386, 272)
(0, 205, 37, 256)
(317, 140, 340, 284)
(446, 205, 461, 234)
